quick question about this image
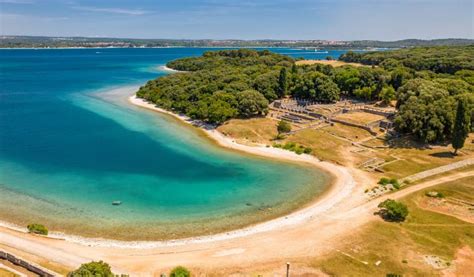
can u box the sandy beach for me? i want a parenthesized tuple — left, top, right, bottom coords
(158, 65, 186, 73)
(1, 88, 471, 274)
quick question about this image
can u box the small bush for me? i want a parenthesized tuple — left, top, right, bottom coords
(274, 133, 285, 140)
(378, 177, 390, 186)
(27, 223, 48, 235)
(68, 261, 114, 277)
(378, 177, 400, 189)
(283, 142, 296, 150)
(377, 199, 409, 222)
(272, 143, 282, 148)
(303, 147, 312, 154)
(170, 266, 190, 277)
(392, 181, 400, 190)
(295, 148, 304, 155)
(277, 120, 292, 134)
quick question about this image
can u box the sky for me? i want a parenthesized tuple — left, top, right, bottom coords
(1, 0, 473, 40)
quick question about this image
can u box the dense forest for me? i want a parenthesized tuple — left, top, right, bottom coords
(339, 46, 474, 142)
(137, 47, 473, 143)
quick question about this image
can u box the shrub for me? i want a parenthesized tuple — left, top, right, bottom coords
(277, 120, 292, 134)
(378, 177, 390, 186)
(303, 147, 313, 154)
(68, 261, 114, 277)
(377, 199, 409, 222)
(283, 142, 296, 150)
(27, 223, 48, 235)
(378, 177, 400, 189)
(274, 133, 285, 140)
(170, 266, 191, 277)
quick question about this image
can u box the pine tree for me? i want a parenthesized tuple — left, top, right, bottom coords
(452, 100, 470, 155)
(278, 67, 288, 97)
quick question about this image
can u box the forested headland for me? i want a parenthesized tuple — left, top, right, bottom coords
(137, 46, 473, 144)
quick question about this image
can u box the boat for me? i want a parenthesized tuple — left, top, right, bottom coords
(112, 201, 122, 206)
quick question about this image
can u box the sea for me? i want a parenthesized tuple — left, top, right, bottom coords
(0, 48, 348, 240)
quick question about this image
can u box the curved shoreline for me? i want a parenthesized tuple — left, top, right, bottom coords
(158, 65, 186, 73)
(0, 88, 355, 249)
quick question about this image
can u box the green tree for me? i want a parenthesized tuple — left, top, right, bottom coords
(253, 70, 279, 101)
(377, 199, 409, 222)
(236, 90, 269, 117)
(452, 100, 471, 155)
(27, 223, 48, 235)
(394, 79, 455, 142)
(277, 120, 292, 134)
(170, 266, 190, 277)
(390, 67, 412, 90)
(68, 261, 114, 277)
(379, 86, 396, 105)
(277, 67, 288, 97)
(292, 72, 340, 102)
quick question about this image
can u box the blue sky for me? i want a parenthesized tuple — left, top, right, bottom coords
(1, 0, 473, 40)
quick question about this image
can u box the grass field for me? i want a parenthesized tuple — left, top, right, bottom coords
(334, 111, 385, 125)
(0, 268, 18, 277)
(218, 118, 474, 186)
(295, 60, 367, 67)
(311, 176, 474, 276)
(217, 118, 278, 145)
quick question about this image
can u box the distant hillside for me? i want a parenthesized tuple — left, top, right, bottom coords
(350, 39, 474, 48)
(1, 36, 472, 49)
(339, 45, 474, 74)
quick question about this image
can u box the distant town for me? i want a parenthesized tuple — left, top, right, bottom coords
(1, 35, 473, 49)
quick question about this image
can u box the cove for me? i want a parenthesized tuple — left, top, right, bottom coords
(0, 48, 345, 240)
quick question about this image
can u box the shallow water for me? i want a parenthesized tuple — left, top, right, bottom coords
(0, 48, 345, 240)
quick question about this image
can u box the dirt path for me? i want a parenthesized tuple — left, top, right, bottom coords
(1, 170, 472, 275)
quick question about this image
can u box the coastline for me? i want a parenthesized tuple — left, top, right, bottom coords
(0, 86, 356, 249)
(158, 65, 184, 73)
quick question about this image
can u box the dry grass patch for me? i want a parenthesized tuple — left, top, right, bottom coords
(218, 118, 277, 145)
(322, 123, 374, 141)
(334, 111, 385, 125)
(285, 128, 351, 164)
(311, 177, 474, 276)
(0, 267, 18, 277)
(295, 60, 366, 67)
(379, 136, 474, 179)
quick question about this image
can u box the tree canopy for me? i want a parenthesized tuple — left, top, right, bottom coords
(339, 45, 474, 74)
(68, 261, 114, 277)
(137, 47, 473, 144)
(377, 199, 409, 222)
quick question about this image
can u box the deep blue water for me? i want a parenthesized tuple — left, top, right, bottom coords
(0, 48, 343, 238)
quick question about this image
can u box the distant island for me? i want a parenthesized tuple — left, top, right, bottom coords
(1, 35, 473, 49)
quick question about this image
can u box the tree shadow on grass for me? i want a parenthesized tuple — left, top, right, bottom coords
(374, 209, 406, 223)
(429, 151, 455, 159)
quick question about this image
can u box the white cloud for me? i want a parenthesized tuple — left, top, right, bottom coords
(72, 6, 149, 16)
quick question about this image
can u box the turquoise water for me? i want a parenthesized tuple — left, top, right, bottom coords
(0, 48, 344, 240)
